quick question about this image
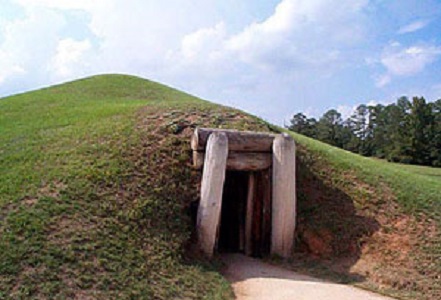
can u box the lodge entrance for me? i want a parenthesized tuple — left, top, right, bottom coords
(192, 128, 296, 259)
(217, 169, 272, 258)
(218, 171, 247, 254)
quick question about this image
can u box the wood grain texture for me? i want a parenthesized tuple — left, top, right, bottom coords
(197, 132, 228, 257)
(245, 173, 255, 256)
(271, 133, 296, 258)
(191, 127, 276, 152)
(193, 151, 272, 171)
(261, 168, 272, 256)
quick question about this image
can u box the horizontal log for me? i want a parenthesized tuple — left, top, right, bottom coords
(193, 151, 272, 171)
(191, 128, 276, 152)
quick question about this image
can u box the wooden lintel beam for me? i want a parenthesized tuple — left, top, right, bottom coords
(193, 151, 272, 171)
(191, 128, 276, 153)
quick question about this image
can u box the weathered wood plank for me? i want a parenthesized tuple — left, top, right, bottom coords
(261, 168, 272, 256)
(245, 173, 255, 256)
(191, 128, 276, 152)
(252, 172, 263, 257)
(197, 132, 229, 257)
(238, 173, 246, 253)
(193, 151, 272, 171)
(271, 134, 296, 258)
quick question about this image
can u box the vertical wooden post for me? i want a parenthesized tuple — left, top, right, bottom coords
(252, 173, 263, 256)
(245, 173, 255, 256)
(197, 132, 228, 257)
(271, 133, 296, 258)
(261, 168, 272, 256)
(238, 198, 245, 253)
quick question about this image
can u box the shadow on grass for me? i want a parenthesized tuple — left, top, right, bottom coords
(291, 153, 381, 284)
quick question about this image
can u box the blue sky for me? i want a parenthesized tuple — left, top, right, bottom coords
(1, 0, 441, 124)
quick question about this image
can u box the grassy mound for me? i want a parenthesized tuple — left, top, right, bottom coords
(0, 75, 274, 299)
(0, 74, 439, 299)
(290, 133, 440, 299)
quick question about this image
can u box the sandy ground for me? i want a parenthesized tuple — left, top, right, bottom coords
(221, 254, 395, 300)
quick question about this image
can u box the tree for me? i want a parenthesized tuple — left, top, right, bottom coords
(408, 97, 432, 165)
(287, 113, 318, 138)
(349, 104, 372, 155)
(428, 99, 441, 166)
(286, 96, 440, 167)
(381, 100, 412, 163)
(368, 104, 385, 157)
(340, 119, 358, 152)
(316, 109, 344, 147)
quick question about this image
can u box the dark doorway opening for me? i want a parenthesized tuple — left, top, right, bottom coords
(217, 169, 272, 258)
(218, 171, 248, 254)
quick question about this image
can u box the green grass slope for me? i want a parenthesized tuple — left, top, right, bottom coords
(0, 75, 236, 299)
(290, 133, 440, 299)
(0, 74, 439, 299)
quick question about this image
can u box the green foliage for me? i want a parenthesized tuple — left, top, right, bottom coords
(287, 96, 441, 167)
(287, 113, 317, 137)
(1, 74, 439, 300)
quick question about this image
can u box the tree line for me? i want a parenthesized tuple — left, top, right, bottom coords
(287, 96, 441, 167)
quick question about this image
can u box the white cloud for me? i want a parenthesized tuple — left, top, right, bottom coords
(0, 56, 26, 83)
(50, 38, 92, 77)
(375, 74, 391, 88)
(1, 0, 225, 89)
(224, 0, 368, 69)
(376, 42, 441, 86)
(366, 100, 382, 107)
(0, 6, 65, 87)
(398, 20, 429, 34)
(382, 43, 441, 76)
(179, 22, 227, 61)
(0, 0, 375, 124)
(3, 0, 371, 81)
(166, 0, 369, 81)
(337, 104, 357, 119)
(13, 0, 96, 11)
(2, 0, 440, 124)
(156, 0, 373, 123)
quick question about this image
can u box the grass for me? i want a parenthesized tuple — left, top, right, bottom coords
(284, 131, 440, 299)
(290, 133, 440, 221)
(0, 75, 235, 299)
(394, 162, 441, 178)
(0, 74, 439, 299)
(0, 75, 202, 203)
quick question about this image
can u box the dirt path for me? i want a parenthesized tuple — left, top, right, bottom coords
(221, 254, 395, 300)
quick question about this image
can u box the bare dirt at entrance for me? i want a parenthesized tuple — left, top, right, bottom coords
(221, 254, 395, 300)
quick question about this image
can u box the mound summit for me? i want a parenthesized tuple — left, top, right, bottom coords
(0, 74, 439, 299)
